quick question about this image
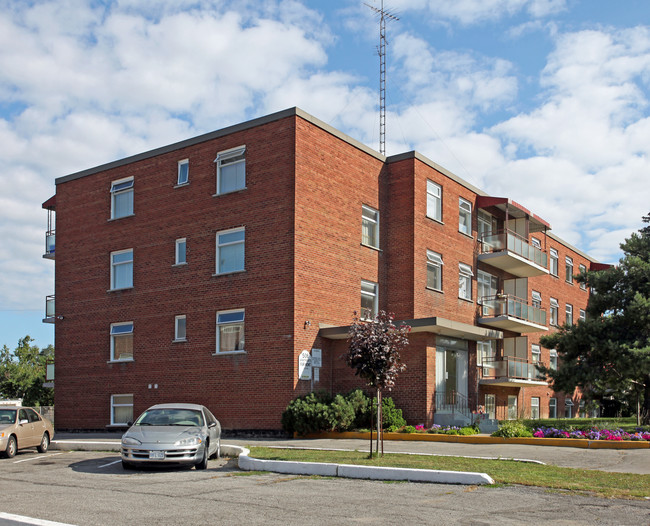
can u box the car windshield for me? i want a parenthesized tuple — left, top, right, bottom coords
(0, 409, 17, 425)
(134, 408, 204, 427)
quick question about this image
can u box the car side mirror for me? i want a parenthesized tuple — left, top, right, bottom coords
(19, 419, 29, 425)
(208, 422, 216, 428)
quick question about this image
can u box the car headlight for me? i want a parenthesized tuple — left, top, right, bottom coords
(175, 436, 202, 447)
(122, 437, 141, 446)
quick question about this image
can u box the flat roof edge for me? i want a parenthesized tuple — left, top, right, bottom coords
(387, 151, 488, 197)
(55, 107, 302, 185)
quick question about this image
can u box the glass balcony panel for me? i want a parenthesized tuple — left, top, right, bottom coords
(45, 231, 55, 256)
(480, 229, 548, 269)
(45, 295, 55, 318)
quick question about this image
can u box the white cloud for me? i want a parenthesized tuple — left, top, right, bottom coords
(390, 0, 566, 25)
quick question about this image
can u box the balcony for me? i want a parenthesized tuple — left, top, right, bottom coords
(479, 294, 548, 333)
(43, 295, 55, 324)
(480, 356, 548, 387)
(44, 230, 55, 259)
(478, 229, 548, 277)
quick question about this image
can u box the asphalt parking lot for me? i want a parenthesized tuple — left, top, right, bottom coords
(1, 449, 650, 526)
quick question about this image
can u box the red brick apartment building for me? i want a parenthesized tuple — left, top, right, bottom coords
(42, 107, 603, 431)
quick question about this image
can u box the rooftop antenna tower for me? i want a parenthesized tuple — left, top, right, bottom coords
(365, 0, 399, 156)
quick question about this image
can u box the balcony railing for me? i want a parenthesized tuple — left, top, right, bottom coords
(481, 294, 547, 326)
(481, 356, 546, 383)
(44, 230, 55, 258)
(480, 229, 547, 267)
(43, 295, 55, 323)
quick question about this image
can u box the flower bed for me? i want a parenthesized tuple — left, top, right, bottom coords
(396, 424, 479, 436)
(533, 426, 650, 441)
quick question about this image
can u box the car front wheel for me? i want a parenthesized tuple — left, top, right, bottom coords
(5, 435, 17, 458)
(195, 446, 208, 470)
(37, 433, 50, 453)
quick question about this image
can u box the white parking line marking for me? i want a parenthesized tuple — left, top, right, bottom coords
(13, 453, 63, 464)
(98, 459, 122, 468)
(0, 512, 76, 525)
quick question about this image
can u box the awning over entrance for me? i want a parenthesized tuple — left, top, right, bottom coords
(319, 317, 502, 341)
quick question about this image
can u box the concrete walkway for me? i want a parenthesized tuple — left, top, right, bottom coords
(51, 433, 650, 476)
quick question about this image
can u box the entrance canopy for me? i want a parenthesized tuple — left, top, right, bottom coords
(319, 317, 502, 342)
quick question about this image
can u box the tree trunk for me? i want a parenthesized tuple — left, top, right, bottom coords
(642, 374, 650, 426)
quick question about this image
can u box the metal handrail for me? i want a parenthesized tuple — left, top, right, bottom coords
(481, 356, 546, 381)
(480, 229, 547, 268)
(480, 294, 546, 325)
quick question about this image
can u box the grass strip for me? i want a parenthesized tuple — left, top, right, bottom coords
(249, 446, 650, 500)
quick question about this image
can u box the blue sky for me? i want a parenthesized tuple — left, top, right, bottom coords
(1, 0, 649, 350)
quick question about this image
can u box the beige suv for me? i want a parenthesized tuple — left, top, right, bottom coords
(0, 406, 54, 458)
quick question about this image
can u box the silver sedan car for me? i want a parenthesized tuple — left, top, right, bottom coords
(120, 403, 221, 470)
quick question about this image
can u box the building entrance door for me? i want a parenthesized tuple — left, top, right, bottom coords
(435, 337, 468, 413)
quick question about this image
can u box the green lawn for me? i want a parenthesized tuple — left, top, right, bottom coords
(248, 446, 650, 500)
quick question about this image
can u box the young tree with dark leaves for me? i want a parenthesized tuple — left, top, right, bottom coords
(540, 214, 650, 424)
(346, 311, 410, 456)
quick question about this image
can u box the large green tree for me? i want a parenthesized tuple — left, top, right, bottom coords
(540, 214, 650, 424)
(0, 336, 54, 407)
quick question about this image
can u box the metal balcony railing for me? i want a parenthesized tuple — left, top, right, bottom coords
(480, 229, 547, 268)
(481, 356, 546, 381)
(480, 294, 547, 326)
(45, 230, 55, 257)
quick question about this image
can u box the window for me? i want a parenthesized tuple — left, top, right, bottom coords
(550, 298, 559, 326)
(550, 248, 558, 276)
(458, 263, 473, 301)
(361, 280, 378, 320)
(110, 322, 133, 361)
(177, 159, 189, 185)
(565, 256, 574, 283)
(531, 237, 541, 249)
(565, 398, 574, 418)
(215, 146, 245, 195)
(477, 270, 498, 304)
(426, 180, 442, 222)
(426, 250, 443, 291)
(174, 315, 186, 341)
(110, 177, 134, 219)
(579, 264, 587, 290)
(216, 228, 245, 274)
(566, 303, 573, 325)
(549, 398, 557, 419)
(532, 291, 542, 309)
(579, 309, 586, 322)
(175, 238, 187, 265)
(111, 394, 133, 426)
(531, 344, 541, 365)
(459, 198, 472, 235)
(477, 210, 496, 240)
(361, 205, 379, 249)
(484, 394, 496, 419)
(531, 397, 540, 419)
(549, 349, 558, 370)
(110, 249, 133, 290)
(477, 340, 496, 368)
(216, 309, 245, 353)
(507, 395, 518, 420)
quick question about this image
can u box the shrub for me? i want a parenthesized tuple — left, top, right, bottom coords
(492, 420, 533, 438)
(458, 426, 479, 435)
(281, 389, 407, 434)
(401, 425, 416, 433)
(329, 394, 355, 432)
(281, 391, 335, 435)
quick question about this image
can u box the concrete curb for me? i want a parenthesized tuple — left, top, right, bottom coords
(52, 440, 121, 452)
(235, 445, 494, 485)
